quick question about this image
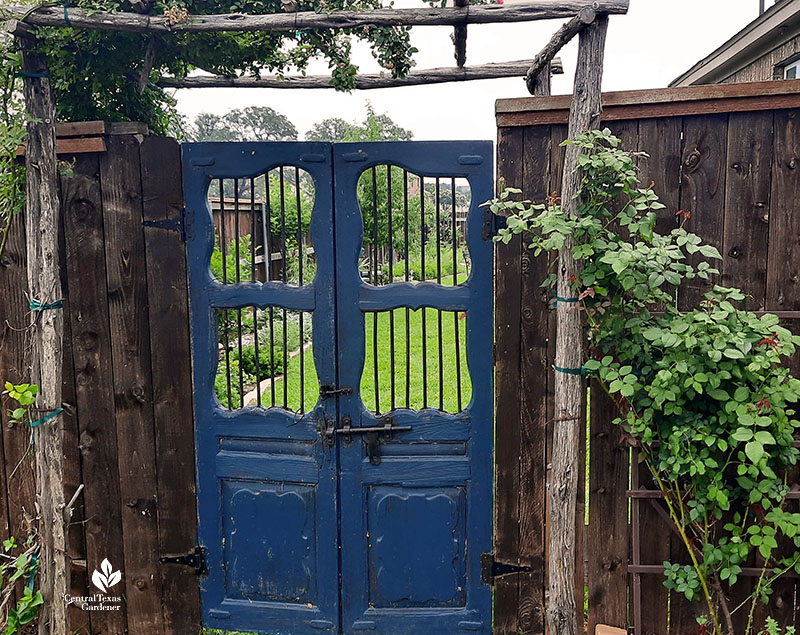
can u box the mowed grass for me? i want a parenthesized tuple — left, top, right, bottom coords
(275, 274, 472, 413)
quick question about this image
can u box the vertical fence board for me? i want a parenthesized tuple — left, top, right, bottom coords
(515, 125, 552, 633)
(494, 125, 525, 633)
(62, 151, 128, 633)
(634, 116, 683, 635)
(678, 114, 729, 310)
(139, 136, 203, 633)
(99, 135, 166, 634)
(0, 207, 30, 544)
(722, 111, 774, 308)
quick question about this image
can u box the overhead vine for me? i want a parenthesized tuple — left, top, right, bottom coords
(486, 129, 800, 635)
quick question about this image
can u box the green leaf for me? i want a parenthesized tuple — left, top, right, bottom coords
(724, 348, 745, 360)
(745, 441, 764, 464)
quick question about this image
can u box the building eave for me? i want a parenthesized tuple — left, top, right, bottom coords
(671, 0, 800, 86)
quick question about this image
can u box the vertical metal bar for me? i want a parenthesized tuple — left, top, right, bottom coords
(266, 171, 276, 408)
(435, 178, 444, 410)
(296, 167, 305, 413)
(404, 170, 411, 409)
(219, 180, 233, 409)
(372, 167, 380, 414)
(420, 176, 427, 408)
(251, 177, 261, 408)
(387, 166, 396, 411)
(234, 180, 245, 408)
(452, 177, 462, 411)
(280, 167, 288, 409)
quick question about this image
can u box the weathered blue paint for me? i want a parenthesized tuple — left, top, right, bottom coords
(183, 141, 494, 635)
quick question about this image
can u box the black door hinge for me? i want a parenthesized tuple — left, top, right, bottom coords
(160, 545, 207, 575)
(482, 208, 507, 240)
(143, 207, 186, 241)
(480, 553, 532, 585)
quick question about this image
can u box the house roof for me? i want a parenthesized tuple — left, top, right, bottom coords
(671, 0, 800, 86)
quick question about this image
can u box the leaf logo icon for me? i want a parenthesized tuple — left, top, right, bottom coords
(91, 559, 122, 594)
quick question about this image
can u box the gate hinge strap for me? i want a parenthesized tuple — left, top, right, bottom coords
(142, 206, 186, 241)
(319, 384, 353, 399)
(159, 545, 207, 575)
(480, 553, 532, 585)
(482, 208, 507, 240)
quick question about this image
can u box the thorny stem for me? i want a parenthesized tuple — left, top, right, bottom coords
(0, 216, 10, 262)
(746, 564, 768, 635)
(711, 572, 734, 635)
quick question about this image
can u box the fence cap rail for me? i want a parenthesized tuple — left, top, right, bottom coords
(496, 78, 800, 126)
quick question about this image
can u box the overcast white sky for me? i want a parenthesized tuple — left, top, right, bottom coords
(175, 0, 774, 140)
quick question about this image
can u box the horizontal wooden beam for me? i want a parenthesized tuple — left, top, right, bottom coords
(157, 59, 555, 89)
(628, 564, 800, 579)
(4, 1, 629, 34)
(16, 136, 107, 156)
(497, 78, 800, 126)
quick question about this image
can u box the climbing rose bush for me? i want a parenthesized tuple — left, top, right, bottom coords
(486, 128, 800, 635)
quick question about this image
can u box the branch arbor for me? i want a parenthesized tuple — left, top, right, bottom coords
(4, 1, 627, 633)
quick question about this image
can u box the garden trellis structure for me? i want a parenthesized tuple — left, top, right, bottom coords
(3, 2, 628, 634)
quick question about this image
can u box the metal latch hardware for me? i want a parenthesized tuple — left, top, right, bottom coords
(318, 384, 353, 399)
(142, 206, 186, 241)
(336, 416, 411, 465)
(482, 207, 507, 240)
(315, 406, 337, 447)
(480, 553, 532, 585)
(160, 545, 207, 575)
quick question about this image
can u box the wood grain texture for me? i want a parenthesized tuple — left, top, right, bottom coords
(721, 111, 773, 309)
(19, 40, 70, 635)
(139, 136, 202, 633)
(516, 125, 551, 633)
(8, 0, 630, 33)
(494, 125, 524, 634)
(548, 16, 608, 635)
(766, 109, 800, 312)
(62, 152, 128, 634)
(99, 135, 165, 635)
(678, 114, 729, 309)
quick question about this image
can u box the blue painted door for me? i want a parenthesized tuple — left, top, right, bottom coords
(183, 141, 494, 635)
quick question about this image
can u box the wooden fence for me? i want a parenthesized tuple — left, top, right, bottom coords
(0, 123, 200, 635)
(494, 79, 800, 634)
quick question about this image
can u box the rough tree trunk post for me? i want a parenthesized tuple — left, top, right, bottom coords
(16, 29, 69, 635)
(547, 14, 608, 635)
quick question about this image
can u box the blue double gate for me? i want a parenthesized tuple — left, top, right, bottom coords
(183, 141, 494, 635)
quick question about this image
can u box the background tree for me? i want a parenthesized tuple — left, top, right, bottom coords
(304, 103, 412, 142)
(189, 106, 298, 142)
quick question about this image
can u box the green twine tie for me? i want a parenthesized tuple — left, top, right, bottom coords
(29, 299, 63, 311)
(30, 407, 63, 428)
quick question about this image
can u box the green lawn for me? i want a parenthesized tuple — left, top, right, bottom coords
(276, 274, 471, 413)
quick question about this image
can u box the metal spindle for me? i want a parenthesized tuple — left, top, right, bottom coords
(219, 180, 233, 409)
(296, 167, 305, 412)
(403, 170, 411, 409)
(251, 177, 261, 408)
(452, 178, 462, 411)
(387, 166, 396, 411)
(436, 178, 444, 410)
(266, 172, 276, 407)
(234, 180, 245, 408)
(420, 176, 427, 408)
(280, 167, 288, 409)
(372, 167, 380, 414)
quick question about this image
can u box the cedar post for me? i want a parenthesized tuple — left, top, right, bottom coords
(547, 14, 608, 635)
(16, 30, 70, 635)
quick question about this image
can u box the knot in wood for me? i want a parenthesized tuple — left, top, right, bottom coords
(134, 578, 146, 590)
(684, 149, 702, 171)
(727, 246, 741, 259)
(789, 158, 797, 169)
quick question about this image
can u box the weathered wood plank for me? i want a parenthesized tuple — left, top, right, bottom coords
(766, 109, 800, 313)
(8, 1, 631, 33)
(516, 125, 551, 633)
(99, 135, 165, 635)
(0, 208, 34, 541)
(139, 136, 202, 633)
(494, 125, 525, 633)
(631, 117, 681, 635)
(62, 152, 128, 634)
(496, 78, 800, 126)
(678, 114, 728, 309)
(585, 119, 638, 635)
(721, 111, 773, 309)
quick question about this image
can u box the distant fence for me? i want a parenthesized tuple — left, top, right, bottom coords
(494, 79, 800, 634)
(0, 123, 199, 634)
